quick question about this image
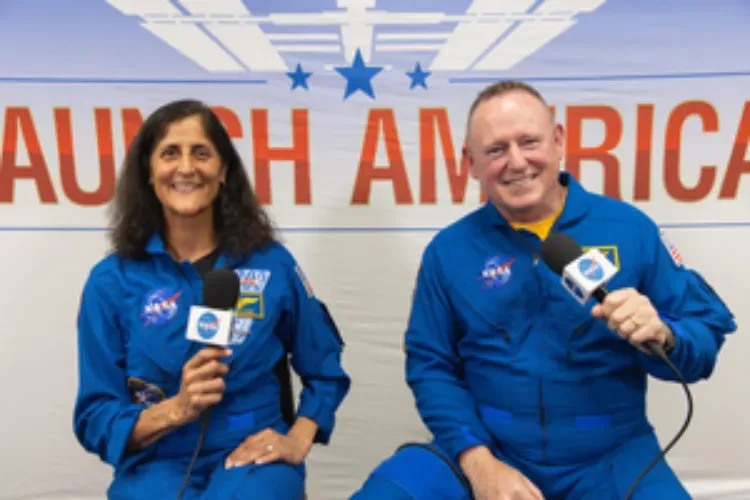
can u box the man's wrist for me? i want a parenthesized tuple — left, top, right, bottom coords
(458, 445, 493, 477)
(661, 322, 677, 354)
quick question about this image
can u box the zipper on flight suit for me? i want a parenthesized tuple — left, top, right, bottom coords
(539, 380, 548, 463)
(507, 227, 550, 464)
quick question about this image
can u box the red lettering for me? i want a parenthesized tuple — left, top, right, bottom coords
(633, 104, 654, 201)
(719, 101, 750, 199)
(565, 105, 623, 199)
(252, 109, 310, 205)
(122, 108, 144, 151)
(0, 107, 57, 203)
(419, 108, 473, 204)
(351, 109, 413, 205)
(55, 108, 115, 206)
(664, 101, 717, 202)
(211, 106, 243, 138)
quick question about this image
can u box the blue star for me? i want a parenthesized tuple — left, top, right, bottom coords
(334, 49, 383, 100)
(286, 63, 312, 90)
(406, 62, 430, 89)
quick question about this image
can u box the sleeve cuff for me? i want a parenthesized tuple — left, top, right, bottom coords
(660, 316, 683, 357)
(440, 426, 492, 462)
(638, 316, 685, 377)
(296, 396, 334, 445)
(105, 405, 145, 468)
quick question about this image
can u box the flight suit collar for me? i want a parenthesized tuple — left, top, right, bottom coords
(481, 171, 591, 230)
(144, 232, 244, 268)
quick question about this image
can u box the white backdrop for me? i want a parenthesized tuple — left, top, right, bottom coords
(1, 1, 750, 499)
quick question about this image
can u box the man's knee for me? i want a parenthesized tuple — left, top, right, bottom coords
(575, 433, 691, 500)
(351, 442, 473, 500)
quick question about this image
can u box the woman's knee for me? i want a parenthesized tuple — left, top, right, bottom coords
(222, 462, 306, 500)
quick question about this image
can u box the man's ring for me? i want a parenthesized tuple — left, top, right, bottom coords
(267, 444, 273, 452)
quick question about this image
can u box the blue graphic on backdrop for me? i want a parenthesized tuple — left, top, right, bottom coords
(287, 63, 312, 90)
(335, 48, 383, 99)
(3, 1, 748, 96)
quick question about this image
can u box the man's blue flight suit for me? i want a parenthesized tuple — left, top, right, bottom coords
(352, 172, 736, 499)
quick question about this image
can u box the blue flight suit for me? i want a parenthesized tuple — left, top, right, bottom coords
(352, 172, 736, 499)
(73, 235, 350, 499)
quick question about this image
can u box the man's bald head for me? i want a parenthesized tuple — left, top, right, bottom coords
(465, 80, 554, 137)
(461, 79, 565, 225)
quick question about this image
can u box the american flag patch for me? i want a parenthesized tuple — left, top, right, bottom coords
(295, 265, 314, 298)
(660, 230, 684, 267)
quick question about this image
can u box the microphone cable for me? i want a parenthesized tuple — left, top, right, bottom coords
(176, 410, 212, 500)
(624, 344, 693, 500)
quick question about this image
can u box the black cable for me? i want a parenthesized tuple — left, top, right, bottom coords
(176, 411, 212, 500)
(624, 345, 693, 500)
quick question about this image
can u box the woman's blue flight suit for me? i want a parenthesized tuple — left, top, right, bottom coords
(73, 236, 350, 499)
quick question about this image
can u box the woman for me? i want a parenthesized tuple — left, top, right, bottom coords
(73, 99, 351, 499)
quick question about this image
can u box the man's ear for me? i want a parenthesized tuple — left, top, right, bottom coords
(462, 143, 479, 180)
(554, 123, 565, 158)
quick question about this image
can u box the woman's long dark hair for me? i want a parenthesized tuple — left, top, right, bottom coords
(109, 99, 276, 259)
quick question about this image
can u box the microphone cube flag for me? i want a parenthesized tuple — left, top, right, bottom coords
(186, 306, 234, 347)
(561, 248, 618, 305)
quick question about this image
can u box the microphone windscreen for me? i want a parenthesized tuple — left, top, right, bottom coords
(539, 233, 583, 276)
(202, 268, 240, 310)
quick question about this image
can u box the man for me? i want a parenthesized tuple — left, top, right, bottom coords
(351, 80, 737, 499)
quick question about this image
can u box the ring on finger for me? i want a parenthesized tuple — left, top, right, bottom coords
(266, 444, 273, 452)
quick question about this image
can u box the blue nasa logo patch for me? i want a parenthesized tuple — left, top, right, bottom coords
(481, 255, 516, 288)
(197, 311, 220, 340)
(578, 257, 604, 281)
(141, 288, 182, 327)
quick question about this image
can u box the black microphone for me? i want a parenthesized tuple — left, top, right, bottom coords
(204, 268, 241, 307)
(178, 268, 240, 500)
(186, 268, 241, 346)
(539, 232, 693, 500)
(539, 232, 665, 358)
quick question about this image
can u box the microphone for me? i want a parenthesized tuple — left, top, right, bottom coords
(539, 232, 693, 500)
(539, 232, 664, 358)
(186, 268, 240, 347)
(178, 268, 240, 500)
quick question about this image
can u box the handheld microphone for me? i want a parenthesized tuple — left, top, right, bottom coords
(538, 233, 664, 358)
(186, 268, 240, 347)
(539, 232, 692, 500)
(178, 267, 240, 500)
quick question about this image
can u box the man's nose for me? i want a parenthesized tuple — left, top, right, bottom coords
(506, 143, 527, 169)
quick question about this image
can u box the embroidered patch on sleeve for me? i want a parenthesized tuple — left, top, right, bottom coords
(660, 230, 684, 267)
(295, 265, 314, 298)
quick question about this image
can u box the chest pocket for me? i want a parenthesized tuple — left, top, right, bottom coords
(451, 271, 538, 359)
